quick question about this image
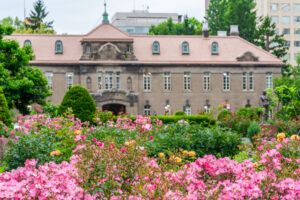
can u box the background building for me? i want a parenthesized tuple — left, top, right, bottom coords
(255, 0, 300, 66)
(205, 0, 210, 11)
(111, 10, 182, 35)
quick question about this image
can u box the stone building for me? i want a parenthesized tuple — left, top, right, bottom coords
(6, 11, 283, 116)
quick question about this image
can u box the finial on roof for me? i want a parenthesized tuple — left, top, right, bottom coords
(102, 0, 109, 23)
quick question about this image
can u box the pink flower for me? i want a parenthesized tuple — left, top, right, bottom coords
(262, 140, 267, 145)
(271, 138, 276, 142)
(283, 138, 289, 144)
(149, 136, 154, 140)
(258, 145, 264, 151)
(121, 147, 126, 152)
(275, 143, 282, 150)
(92, 137, 97, 142)
(97, 142, 104, 148)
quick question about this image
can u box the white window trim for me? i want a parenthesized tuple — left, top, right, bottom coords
(143, 73, 151, 91)
(249, 72, 254, 91)
(45, 72, 53, 91)
(185, 105, 192, 116)
(105, 72, 113, 90)
(266, 72, 273, 89)
(98, 72, 102, 91)
(66, 72, 74, 90)
(203, 72, 210, 91)
(184, 72, 191, 91)
(144, 105, 151, 116)
(164, 72, 171, 91)
(242, 72, 247, 91)
(223, 72, 230, 91)
(116, 72, 121, 90)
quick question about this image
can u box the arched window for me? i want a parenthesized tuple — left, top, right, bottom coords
(86, 77, 92, 90)
(86, 44, 91, 53)
(211, 42, 219, 55)
(182, 41, 189, 55)
(127, 77, 132, 91)
(152, 41, 160, 54)
(55, 40, 63, 54)
(24, 40, 32, 46)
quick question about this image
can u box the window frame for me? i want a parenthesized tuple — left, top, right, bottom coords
(66, 72, 74, 90)
(223, 72, 230, 91)
(105, 72, 113, 90)
(24, 40, 32, 46)
(143, 73, 151, 91)
(266, 72, 273, 89)
(152, 41, 160, 55)
(98, 72, 102, 90)
(203, 72, 210, 91)
(242, 72, 247, 91)
(116, 72, 121, 90)
(144, 105, 151, 116)
(55, 40, 63, 54)
(164, 72, 171, 91)
(182, 41, 189, 55)
(185, 105, 192, 116)
(211, 42, 219, 55)
(249, 72, 254, 91)
(184, 72, 191, 91)
(45, 72, 53, 90)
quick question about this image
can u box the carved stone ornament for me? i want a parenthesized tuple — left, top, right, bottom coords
(236, 51, 259, 62)
(98, 42, 122, 60)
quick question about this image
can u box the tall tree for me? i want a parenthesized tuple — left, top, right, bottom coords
(148, 17, 202, 35)
(254, 17, 288, 59)
(205, 0, 257, 42)
(27, 0, 54, 31)
(0, 24, 51, 114)
(205, 0, 228, 35)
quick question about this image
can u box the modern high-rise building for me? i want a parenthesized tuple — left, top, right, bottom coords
(205, 0, 210, 11)
(111, 10, 182, 35)
(255, 0, 300, 66)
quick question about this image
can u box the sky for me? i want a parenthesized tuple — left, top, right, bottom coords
(0, 0, 206, 34)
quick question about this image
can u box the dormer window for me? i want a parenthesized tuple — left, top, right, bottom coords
(211, 42, 219, 55)
(152, 41, 160, 54)
(24, 40, 32, 46)
(55, 40, 63, 54)
(182, 41, 189, 55)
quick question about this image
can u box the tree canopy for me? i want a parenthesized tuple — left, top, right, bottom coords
(148, 16, 202, 35)
(0, 24, 51, 114)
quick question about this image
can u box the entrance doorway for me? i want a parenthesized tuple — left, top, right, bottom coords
(102, 104, 126, 115)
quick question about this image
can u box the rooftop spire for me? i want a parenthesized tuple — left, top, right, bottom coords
(102, 0, 109, 23)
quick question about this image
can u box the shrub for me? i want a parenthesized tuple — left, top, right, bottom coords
(236, 107, 262, 120)
(145, 124, 241, 158)
(59, 85, 96, 123)
(217, 109, 232, 121)
(155, 115, 216, 126)
(94, 111, 113, 124)
(174, 111, 184, 116)
(42, 102, 59, 117)
(247, 121, 261, 140)
(0, 87, 12, 128)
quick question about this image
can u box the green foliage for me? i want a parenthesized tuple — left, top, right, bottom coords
(145, 124, 241, 158)
(0, 87, 12, 127)
(94, 111, 113, 124)
(254, 17, 288, 59)
(27, 0, 54, 31)
(148, 17, 202, 35)
(217, 109, 232, 121)
(206, 0, 257, 42)
(42, 102, 59, 117)
(236, 107, 262, 121)
(0, 24, 52, 114)
(232, 151, 250, 163)
(59, 85, 96, 123)
(247, 121, 261, 140)
(155, 115, 216, 126)
(174, 111, 184, 116)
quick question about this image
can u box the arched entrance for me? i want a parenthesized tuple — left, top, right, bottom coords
(102, 104, 126, 115)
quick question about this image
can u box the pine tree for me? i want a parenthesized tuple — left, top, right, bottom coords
(27, 0, 54, 30)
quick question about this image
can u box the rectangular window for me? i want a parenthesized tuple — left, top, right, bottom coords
(144, 73, 151, 91)
(105, 72, 113, 89)
(66, 72, 73, 90)
(282, 16, 290, 24)
(296, 29, 300, 36)
(203, 72, 210, 91)
(164, 72, 171, 91)
(249, 72, 254, 91)
(294, 41, 300, 47)
(294, 16, 300, 23)
(116, 72, 120, 90)
(144, 105, 151, 116)
(98, 72, 102, 90)
(295, 4, 300, 11)
(283, 41, 290, 48)
(45, 72, 53, 90)
(223, 72, 230, 91)
(271, 16, 279, 24)
(282, 28, 290, 35)
(283, 53, 290, 61)
(184, 72, 191, 91)
(282, 3, 290, 11)
(294, 53, 300, 61)
(270, 3, 278, 11)
(266, 72, 273, 89)
(242, 72, 247, 91)
(185, 105, 192, 116)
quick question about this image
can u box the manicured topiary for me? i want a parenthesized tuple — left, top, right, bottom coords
(0, 87, 12, 127)
(58, 85, 96, 123)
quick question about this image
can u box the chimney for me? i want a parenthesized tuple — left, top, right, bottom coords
(230, 25, 239, 36)
(202, 22, 209, 38)
(217, 31, 227, 36)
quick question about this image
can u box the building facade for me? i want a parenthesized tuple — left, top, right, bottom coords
(6, 17, 282, 116)
(205, 0, 210, 11)
(111, 11, 182, 35)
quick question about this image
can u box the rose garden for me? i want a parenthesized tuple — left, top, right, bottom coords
(0, 83, 299, 200)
